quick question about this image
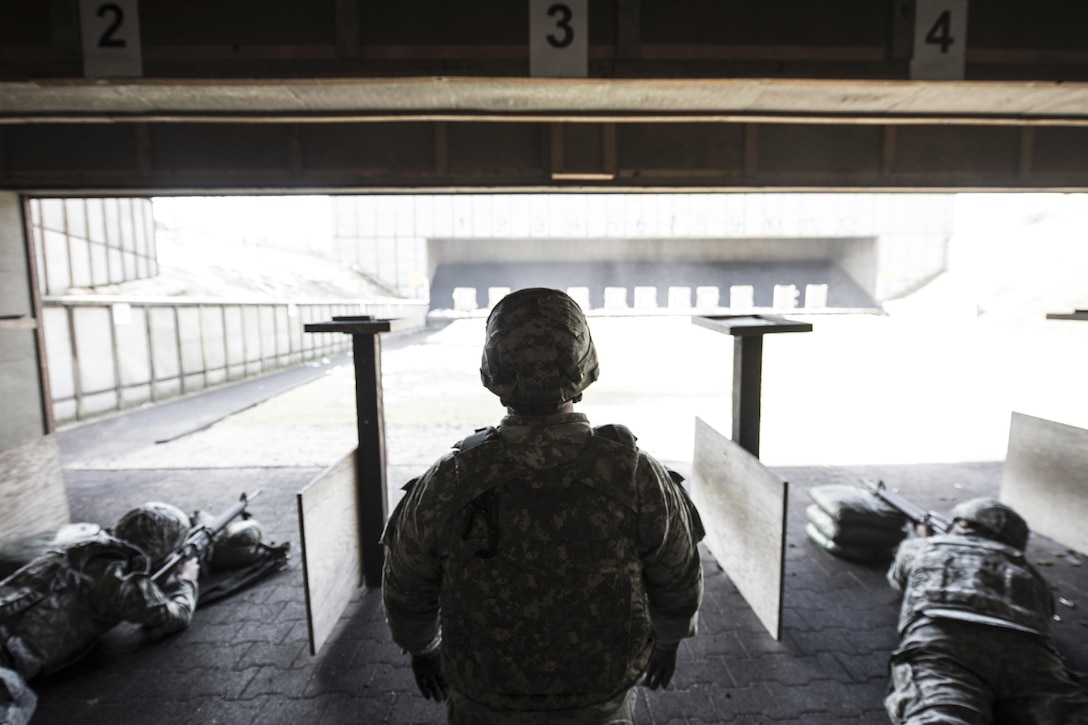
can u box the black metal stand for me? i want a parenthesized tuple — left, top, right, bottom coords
(1046, 309, 1088, 321)
(693, 315, 813, 458)
(304, 316, 410, 588)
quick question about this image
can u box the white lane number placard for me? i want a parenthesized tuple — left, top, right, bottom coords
(530, 0, 587, 77)
(911, 0, 968, 80)
(79, 0, 143, 77)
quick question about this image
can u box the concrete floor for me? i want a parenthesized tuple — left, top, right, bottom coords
(28, 316, 1088, 724)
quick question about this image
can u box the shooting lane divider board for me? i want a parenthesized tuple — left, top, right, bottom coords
(297, 449, 364, 656)
(690, 417, 788, 640)
(0, 435, 71, 546)
(1002, 412, 1088, 557)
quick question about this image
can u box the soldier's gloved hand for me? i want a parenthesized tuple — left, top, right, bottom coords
(642, 643, 678, 690)
(175, 557, 200, 583)
(411, 652, 448, 701)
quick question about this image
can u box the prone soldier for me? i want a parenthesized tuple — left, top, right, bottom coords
(885, 496, 1088, 724)
(0, 503, 200, 725)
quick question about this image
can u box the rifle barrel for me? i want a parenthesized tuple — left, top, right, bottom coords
(861, 478, 951, 534)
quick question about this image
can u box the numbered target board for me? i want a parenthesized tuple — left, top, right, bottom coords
(911, 0, 968, 80)
(530, 0, 587, 77)
(78, 0, 143, 77)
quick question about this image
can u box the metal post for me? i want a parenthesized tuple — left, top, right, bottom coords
(304, 315, 412, 588)
(732, 335, 764, 457)
(693, 314, 813, 459)
(352, 330, 387, 588)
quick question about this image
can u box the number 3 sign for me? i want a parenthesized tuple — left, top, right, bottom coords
(79, 0, 143, 77)
(530, 0, 587, 77)
(910, 0, 968, 80)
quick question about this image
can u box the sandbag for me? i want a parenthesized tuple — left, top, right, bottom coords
(805, 522, 895, 564)
(807, 484, 908, 530)
(806, 504, 907, 549)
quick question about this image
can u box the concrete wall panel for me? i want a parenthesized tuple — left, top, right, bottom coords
(224, 305, 245, 368)
(201, 305, 227, 372)
(72, 306, 115, 394)
(148, 306, 181, 381)
(258, 305, 276, 364)
(0, 330, 45, 450)
(115, 306, 150, 386)
(0, 194, 31, 317)
(121, 384, 152, 409)
(176, 306, 204, 375)
(42, 306, 74, 401)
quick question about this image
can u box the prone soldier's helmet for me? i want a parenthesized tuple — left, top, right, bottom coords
(112, 502, 190, 564)
(480, 288, 599, 410)
(950, 497, 1030, 550)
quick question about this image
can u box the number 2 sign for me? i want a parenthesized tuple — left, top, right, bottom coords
(78, 0, 143, 77)
(530, 0, 587, 77)
(910, 0, 968, 80)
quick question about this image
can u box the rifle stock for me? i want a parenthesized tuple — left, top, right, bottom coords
(861, 478, 950, 534)
(152, 489, 262, 583)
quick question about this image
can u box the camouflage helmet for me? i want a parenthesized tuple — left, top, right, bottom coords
(112, 502, 190, 564)
(950, 497, 1030, 550)
(480, 288, 599, 409)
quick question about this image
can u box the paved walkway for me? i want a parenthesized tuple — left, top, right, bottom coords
(28, 322, 1088, 725)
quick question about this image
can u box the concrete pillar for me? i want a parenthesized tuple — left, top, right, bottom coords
(0, 192, 71, 543)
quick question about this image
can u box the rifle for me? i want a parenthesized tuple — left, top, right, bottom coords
(861, 478, 950, 534)
(152, 489, 261, 584)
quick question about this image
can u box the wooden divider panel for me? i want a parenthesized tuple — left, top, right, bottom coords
(1002, 412, 1088, 556)
(0, 434, 70, 545)
(690, 416, 788, 640)
(297, 450, 364, 655)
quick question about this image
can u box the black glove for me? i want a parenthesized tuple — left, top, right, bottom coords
(411, 651, 448, 701)
(642, 644, 678, 690)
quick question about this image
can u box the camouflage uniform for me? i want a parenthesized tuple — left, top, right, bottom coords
(383, 285, 702, 725)
(0, 502, 197, 725)
(382, 412, 704, 723)
(886, 528, 1088, 724)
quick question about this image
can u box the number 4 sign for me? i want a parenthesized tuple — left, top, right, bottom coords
(530, 0, 587, 77)
(911, 0, 968, 80)
(78, 0, 143, 77)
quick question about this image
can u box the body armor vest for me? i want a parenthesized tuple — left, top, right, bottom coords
(437, 426, 652, 711)
(897, 534, 1053, 636)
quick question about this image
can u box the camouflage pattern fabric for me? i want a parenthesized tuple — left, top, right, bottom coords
(888, 535, 1054, 636)
(382, 412, 703, 716)
(0, 532, 197, 681)
(886, 535, 1088, 724)
(447, 686, 637, 725)
(479, 288, 600, 408)
(886, 620, 1088, 724)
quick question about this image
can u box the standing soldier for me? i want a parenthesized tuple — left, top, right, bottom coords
(885, 497, 1088, 724)
(382, 287, 704, 724)
(0, 502, 200, 725)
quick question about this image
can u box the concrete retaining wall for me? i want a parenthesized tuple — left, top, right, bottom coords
(43, 297, 428, 426)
